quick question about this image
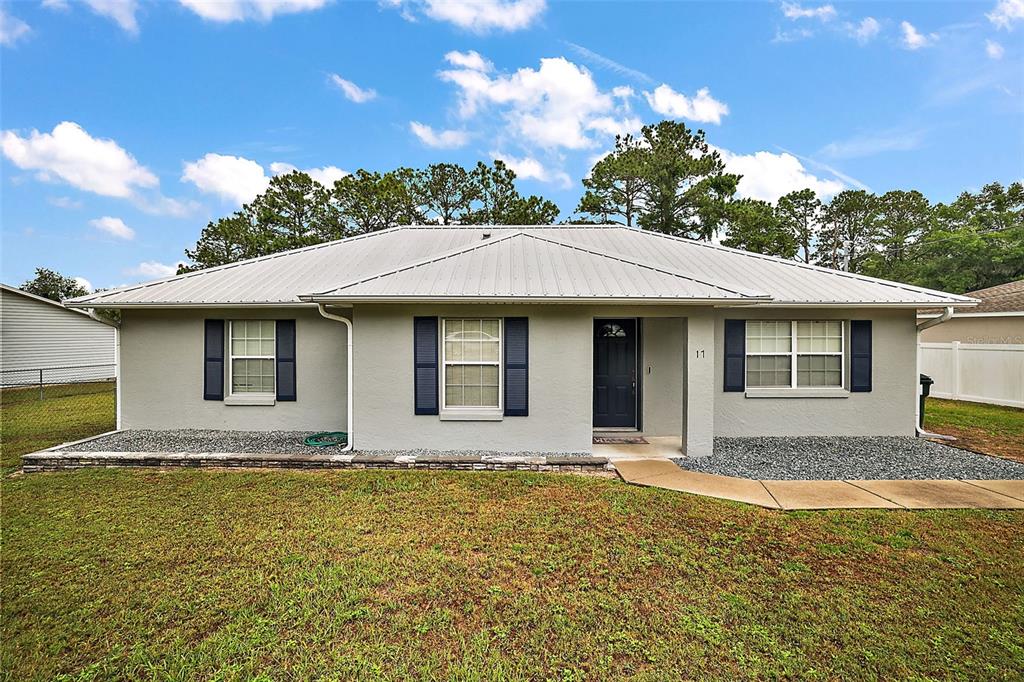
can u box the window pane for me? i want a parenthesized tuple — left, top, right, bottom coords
(797, 320, 842, 353)
(464, 386, 481, 406)
(482, 386, 499, 406)
(445, 365, 463, 384)
(463, 341, 481, 361)
(746, 355, 791, 387)
(444, 319, 463, 339)
(747, 320, 791, 353)
(797, 355, 842, 386)
(445, 341, 462, 361)
(445, 385, 464, 406)
(464, 319, 481, 335)
(481, 365, 499, 385)
(232, 358, 275, 393)
(480, 341, 499, 362)
(481, 320, 499, 339)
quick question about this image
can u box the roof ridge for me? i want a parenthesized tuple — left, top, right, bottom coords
(635, 229, 978, 303)
(524, 231, 767, 298)
(306, 230, 770, 300)
(304, 230, 528, 296)
(66, 226, 411, 305)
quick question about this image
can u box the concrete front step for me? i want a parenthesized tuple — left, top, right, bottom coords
(21, 450, 611, 474)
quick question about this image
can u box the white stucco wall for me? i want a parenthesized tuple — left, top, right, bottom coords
(713, 308, 919, 437)
(117, 304, 919, 448)
(119, 308, 348, 431)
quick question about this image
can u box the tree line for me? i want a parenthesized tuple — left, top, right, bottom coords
(19, 120, 1020, 299)
(176, 119, 1021, 294)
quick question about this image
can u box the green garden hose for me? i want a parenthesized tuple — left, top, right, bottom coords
(303, 432, 348, 448)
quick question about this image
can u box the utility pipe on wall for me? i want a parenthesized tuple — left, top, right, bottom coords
(316, 303, 354, 452)
(915, 306, 954, 439)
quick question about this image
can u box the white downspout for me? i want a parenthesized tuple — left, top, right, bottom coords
(915, 306, 954, 439)
(316, 303, 354, 452)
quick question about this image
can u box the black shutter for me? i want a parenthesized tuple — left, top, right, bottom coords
(276, 320, 297, 401)
(850, 320, 872, 392)
(203, 319, 225, 400)
(723, 319, 746, 392)
(504, 317, 529, 416)
(414, 317, 439, 415)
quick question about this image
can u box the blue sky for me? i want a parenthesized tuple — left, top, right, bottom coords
(2, 0, 1022, 291)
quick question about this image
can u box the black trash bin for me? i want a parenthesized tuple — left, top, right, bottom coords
(919, 374, 934, 428)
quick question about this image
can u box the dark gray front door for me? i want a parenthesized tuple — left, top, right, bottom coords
(593, 319, 637, 428)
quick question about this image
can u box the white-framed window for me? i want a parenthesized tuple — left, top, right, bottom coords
(746, 320, 844, 388)
(228, 320, 276, 396)
(441, 318, 502, 411)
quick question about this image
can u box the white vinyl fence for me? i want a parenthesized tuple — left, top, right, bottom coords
(919, 342, 1024, 408)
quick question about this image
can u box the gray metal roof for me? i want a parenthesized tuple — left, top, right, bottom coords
(66, 225, 978, 308)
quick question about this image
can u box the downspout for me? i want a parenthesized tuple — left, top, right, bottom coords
(316, 303, 354, 452)
(915, 306, 954, 439)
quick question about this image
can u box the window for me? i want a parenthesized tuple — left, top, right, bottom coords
(746, 320, 843, 388)
(442, 319, 501, 410)
(229, 320, 275, 395)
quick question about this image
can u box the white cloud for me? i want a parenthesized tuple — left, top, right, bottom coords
(1, 121, 158, 198)
(820, 128, 925, 159)
(328, 74, 377, 103)
(848, 17, 880, 43)
(585, 116, 642, 138)
(439, 55, 634, 150)
(181, 153, 269, 204)
(73, 276, 94, 293)
(643, 84, 729, 125)
(772, 27, 814, 43)
(83, 0, 140, 34)
(89, 216, 136, 240)
(389, 0, 545, 32)
(490, 151, 571, 188)
(178, 0, 329, 22)
(444, 49, 492, 71)
(717, 148, 844, 202)
(986, 39, 1005, 59)
(781, 2, 836, 21)
(409, 122, 470, 149)
(988, 0, 1024, 29)
(269, 161, 349, 186)
(0, 7, 31, 47)
(125, 260, 184, 279)
(900, 21, 937, 50)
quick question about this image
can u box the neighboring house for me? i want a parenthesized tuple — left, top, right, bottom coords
(66, 226, 976, 456)
(919, 279, 1024, 345)
(1, 283, 117, 387)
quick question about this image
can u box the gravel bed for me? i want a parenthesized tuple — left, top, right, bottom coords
(64, 430, 589, 458)
(673, 437, 1024, 480)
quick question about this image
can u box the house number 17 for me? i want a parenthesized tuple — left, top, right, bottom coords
(694, 349, 705, 359)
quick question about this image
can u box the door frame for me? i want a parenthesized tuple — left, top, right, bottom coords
(592, 317, 643, 431)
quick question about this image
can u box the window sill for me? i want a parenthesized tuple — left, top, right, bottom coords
(224, 394, 276, 406)
(744, 388, 849, 399)
(439, 409, 504, 421)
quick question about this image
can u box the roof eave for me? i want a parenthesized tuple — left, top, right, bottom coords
(64, 301, 317, 309)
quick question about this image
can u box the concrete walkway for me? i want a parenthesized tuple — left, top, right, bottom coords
(612, 459, 1024, 510)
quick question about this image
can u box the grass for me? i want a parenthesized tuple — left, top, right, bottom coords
(925, 397, 1024, 463)
(0, 386, 115, 470)
(2, 468, 1023, 681)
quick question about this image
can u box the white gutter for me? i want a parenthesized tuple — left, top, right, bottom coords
(915, 305, 955, 439)
(316, 303, 354, 452)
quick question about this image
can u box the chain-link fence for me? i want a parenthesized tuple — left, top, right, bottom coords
(1, 364, 117, 465)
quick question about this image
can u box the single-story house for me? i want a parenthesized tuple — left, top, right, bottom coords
(65, 226, 977, 456)
(919, 279, 1024, 345)
(1, 283, 117, 387)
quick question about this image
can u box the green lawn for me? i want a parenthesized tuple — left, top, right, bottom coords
(2, 469, 1022, 680)
(925, 397, 1024, 462)
(0, 388, 115, 470)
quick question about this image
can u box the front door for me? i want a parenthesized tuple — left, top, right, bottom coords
(593, 319, 638, 428)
